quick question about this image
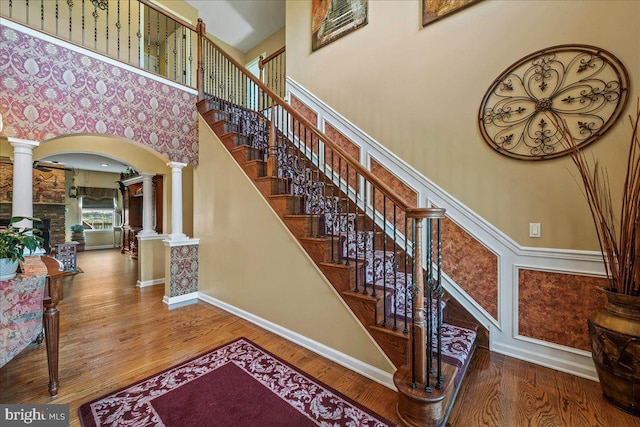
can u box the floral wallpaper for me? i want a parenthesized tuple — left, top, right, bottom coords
(0, 25, 198, 165)
(169, 244, 198, 297)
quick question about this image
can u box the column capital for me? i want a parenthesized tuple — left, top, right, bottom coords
(141, 172, 156, 178)
(9, 138, 40, 153)
(167, 161, 187, 170)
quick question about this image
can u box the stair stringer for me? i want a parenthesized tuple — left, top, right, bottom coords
(194, 115, 398, 387)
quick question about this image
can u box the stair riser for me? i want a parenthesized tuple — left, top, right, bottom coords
(268, 196, 305, 216)
(299, 238, 342, 265)
(221, 133, 252, 150)
(240, 161, 266, 180)
(230, 146, 266, 164)
(319, 263, 361, 293)
(254, 177, 290, 196)
(282, 216, 324, 238)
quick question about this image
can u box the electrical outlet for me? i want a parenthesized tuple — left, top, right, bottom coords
(529, 223, 541, 238)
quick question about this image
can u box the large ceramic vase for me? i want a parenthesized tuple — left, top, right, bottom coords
(588, 289, 640, 416)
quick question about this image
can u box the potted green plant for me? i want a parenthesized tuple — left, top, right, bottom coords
(557, 100, 639, 415)
(0, 216, 44, 280)
(70, 223, 85, 252)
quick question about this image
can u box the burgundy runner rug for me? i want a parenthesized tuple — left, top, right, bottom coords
(78, 337, 396, 426)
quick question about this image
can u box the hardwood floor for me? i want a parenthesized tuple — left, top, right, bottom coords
(1, 249, 638, 427)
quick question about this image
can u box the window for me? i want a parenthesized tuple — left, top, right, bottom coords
(81, 197, 116, 230)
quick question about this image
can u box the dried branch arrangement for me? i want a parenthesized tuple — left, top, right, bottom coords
(556, 99, 639, 296)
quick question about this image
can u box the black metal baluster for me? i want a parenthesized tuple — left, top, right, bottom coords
(404, 215, 409, 333)
(145, 5, 150, 71)
(154, 10, 160, 74)
(136, 2, 141, 68)
(116, 0, 121, 59)
(330, 149, 336, 263)
(9, 0, 12, 19)
(426, 217, 433, 392)
(371, 188, 377, 298)
(426, 215, 433, 381)
(411, 218, 418, 390)
(127, 0, 131, 64)
(345, 163, 350, 264)
(382, 195, 388, 327)
(436, 218, 443, 389)
(171, 15, 177, 79)
(105, 0, 109, 55)
(393, 205, 398, 331)
(163, 14, 168, 78)
(40, 0, 43, 30)
(25, 0, 29, 25)
(94, 1, 99, 50)
(354, 172, 359, 292)
(188, 27, 193, 86)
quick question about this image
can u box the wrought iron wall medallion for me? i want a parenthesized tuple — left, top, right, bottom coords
(478, 45, 629, 160)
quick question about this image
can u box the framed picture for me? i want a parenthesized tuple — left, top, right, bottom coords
(312, 0, 368, 51)
(422, 0, 481, 27)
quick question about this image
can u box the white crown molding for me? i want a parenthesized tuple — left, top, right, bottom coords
(198, 293, 396, 390)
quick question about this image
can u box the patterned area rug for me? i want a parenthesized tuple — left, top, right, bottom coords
(78, 338, 395, 427)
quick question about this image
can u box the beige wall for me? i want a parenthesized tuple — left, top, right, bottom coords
(286, 0, 640, 251)
(138, 238, 166, 284)
(245, 27, 286, 65)
(193, 116, 394, 373)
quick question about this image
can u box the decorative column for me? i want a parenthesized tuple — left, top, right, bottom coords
(138, 173, 157, 236)
(167, 161, 187, 241)
(163, 161, 199, 309)
(10, 138, 39, 229)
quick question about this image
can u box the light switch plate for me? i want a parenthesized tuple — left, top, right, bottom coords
(529, 223, 541, 238)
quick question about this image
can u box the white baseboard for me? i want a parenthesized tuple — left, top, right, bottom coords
(136, 278, 165, 288)
(491, 338, 597, 381)
(163, 292, 198, 309)
(198, 292, 396, 390)
(85, 245, 116, 250)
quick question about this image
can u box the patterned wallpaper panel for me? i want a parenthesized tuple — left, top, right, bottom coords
(169, 244, 199, 297)
(0, 25, 198, 165)
(518, 269, 607, 351)
(325, 123, 361, 191)
(440, 217, 498, 320)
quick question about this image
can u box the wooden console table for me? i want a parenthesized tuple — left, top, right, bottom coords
(41, 256, 68, 397)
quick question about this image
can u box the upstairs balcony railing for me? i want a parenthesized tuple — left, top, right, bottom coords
(1, 0, 197, 87)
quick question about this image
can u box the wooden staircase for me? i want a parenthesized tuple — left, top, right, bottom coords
(197, 97, 482, 426)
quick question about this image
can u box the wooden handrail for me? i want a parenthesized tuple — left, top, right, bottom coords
(200, 34, 413, 210)
(259, 46, 286, 69)
(407, 208, 446, 219)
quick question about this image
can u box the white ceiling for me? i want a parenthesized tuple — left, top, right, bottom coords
(38, 153, 129, 175)
(186, 0, 285, 53)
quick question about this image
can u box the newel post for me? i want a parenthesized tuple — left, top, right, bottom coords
(394, 207, 446, 427)
(196, 18, 206, 100)
(411, 213, 428, 386)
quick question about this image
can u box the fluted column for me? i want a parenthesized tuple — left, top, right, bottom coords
(138, 172, 157, 236)
(167, 161, 187, 241)
(10, 138, 39, 229)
